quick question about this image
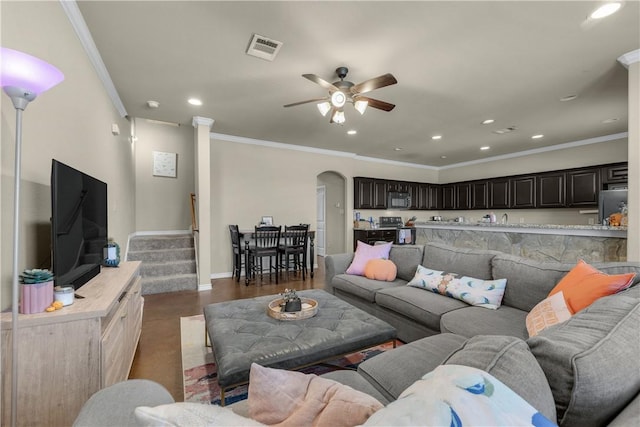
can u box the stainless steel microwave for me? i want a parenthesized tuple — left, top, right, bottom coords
(387, 191, 411, 209)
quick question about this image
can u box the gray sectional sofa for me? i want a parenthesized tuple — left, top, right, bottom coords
(323, 242, 640, 426)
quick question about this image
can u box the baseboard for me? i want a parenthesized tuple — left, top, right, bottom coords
(198, 282, 212, 291)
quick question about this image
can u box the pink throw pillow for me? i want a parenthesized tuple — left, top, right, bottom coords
(346, 241, 393, 276)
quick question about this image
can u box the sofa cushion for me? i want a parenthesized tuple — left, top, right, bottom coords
(247, 363, 383, 427)
(357, 333, 467, 401)
(135, 402, 264, 426)
(548, 259, 635, 314)
(422, 242, 498, 280)
(440, 305, 529, 339)
(364, 259, 397, 281)
(407, 265, 507, 309)
(332, 274, 405, 303)
(375, 286, 468, 332)
(388, 244, 424, 281)
(528, 293, 640, 426)
(491, 254, 574, 312)
(443, 335, 557, 422)
(346, 241, 393, 276)
(362, 364, 554, 427)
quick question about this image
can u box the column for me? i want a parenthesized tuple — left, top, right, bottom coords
(192, 116, 214, 290)
(618, 50, 639, 261)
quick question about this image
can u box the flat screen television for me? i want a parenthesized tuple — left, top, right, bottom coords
(51, 159, 108, 290)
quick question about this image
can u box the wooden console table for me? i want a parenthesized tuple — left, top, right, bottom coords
(1, 261, 143, 426)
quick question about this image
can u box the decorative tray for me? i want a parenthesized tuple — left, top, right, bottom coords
(267, 297, 318, 321)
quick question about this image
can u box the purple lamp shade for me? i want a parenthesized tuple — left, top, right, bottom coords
(1, 47, 64, 94)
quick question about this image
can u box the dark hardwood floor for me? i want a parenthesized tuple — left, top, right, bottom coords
(128, 258, 326, 401)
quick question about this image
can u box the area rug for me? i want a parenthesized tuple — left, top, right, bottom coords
(181, 314, 398, 406)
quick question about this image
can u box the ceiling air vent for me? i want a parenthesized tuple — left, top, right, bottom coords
(246, 34, 283, 61)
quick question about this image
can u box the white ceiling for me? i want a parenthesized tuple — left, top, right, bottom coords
(76, 1, 639, 167)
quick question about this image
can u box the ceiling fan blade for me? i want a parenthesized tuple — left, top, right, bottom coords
(356, 96, 396, 112)
(303, 74, 340, 92)
(283, 97, 328, 108)
(351, 73, 398, 95)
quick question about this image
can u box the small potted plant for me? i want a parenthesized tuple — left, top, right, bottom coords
(281, 288, 302, 312)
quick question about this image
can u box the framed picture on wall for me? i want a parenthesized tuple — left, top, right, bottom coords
(153, 151, 177, 178)
(261, 216, 274, 226)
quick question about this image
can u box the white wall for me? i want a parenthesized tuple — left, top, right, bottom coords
(0, 2, 135, 310)
(133, 118, 194, 231)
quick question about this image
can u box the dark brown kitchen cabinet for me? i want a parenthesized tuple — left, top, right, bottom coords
(442, 185, 455, 210)
(353, 229, 397, 250)
(354, 177, 387, 209)
(537, 172, 566, 208)
(428, 185, 441, 210)
(408, 182, 420, 210)
(511, 176, 536, 208)
(567, 168, 600, 207)
(388, 181, 409, 192)
(455, 183, 472, 210)
(488, 178, 510, 209)
(601, 163, 628, 185)
(354, 177, 375, 209)
(417, 184, 430, 209)
(471, 181, 488, 210)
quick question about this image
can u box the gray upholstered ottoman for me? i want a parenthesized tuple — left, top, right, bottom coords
(203, 289, 396, 402)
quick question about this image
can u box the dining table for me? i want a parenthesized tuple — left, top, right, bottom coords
(239, 229, 316, 283)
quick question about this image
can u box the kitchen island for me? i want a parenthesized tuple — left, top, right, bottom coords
(414, 221, 628, 263)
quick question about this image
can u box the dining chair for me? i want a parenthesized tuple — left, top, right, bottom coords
(246, 225, 281, 285)
(228, 225, 244, 282)
(278, 224, 309, 281)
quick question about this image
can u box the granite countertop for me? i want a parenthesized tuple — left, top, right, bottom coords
(413, 221, 627, 237)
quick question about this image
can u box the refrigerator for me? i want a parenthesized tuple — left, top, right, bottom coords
(598, 190, 627, 225)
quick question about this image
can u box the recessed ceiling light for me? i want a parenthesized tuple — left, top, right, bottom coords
(480, 146, 490, 151)
(431, 135, 442, 140)
(394, 147, 402, 151)
(590, 2, 622, 19)
(560, 94, 578, 102)
(188, 98, 202, 106)
(440, 155, 447, 159)
(146, 100, 159, 109)
(531, 134, 544, 139)
(481, 119, 495, 125)
(602, 118, 619, 123)
(347, 130, 357, 135)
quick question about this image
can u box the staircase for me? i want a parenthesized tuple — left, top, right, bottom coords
(127, 234, 197, 295)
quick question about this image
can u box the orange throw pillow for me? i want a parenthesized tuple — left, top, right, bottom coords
(549, 260, 635, 314)
(364, 259, 397, 281)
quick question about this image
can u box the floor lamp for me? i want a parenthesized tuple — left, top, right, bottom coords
(1, 47, 64, 427)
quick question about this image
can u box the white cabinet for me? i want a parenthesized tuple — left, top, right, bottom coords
(1, 261, 143, 426)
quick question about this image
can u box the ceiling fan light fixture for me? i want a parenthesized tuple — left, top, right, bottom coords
(331, 91, 346, 108)
(317, 101, 331, 116)
(354, 99, 368, 115)
(332, 110, 346, 124)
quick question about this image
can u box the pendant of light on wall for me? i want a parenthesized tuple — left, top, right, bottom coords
(316, 91, 368, 125)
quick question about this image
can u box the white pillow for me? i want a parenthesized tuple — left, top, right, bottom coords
(135, 402, 265, 426)
(407, 265, 507, 309)
(361, 365, 555, 426)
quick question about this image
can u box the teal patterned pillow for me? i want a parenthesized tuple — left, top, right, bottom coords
(407, 265, 507, 309)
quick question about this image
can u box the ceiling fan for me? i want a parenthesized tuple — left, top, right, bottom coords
(284, 66, 397, 124)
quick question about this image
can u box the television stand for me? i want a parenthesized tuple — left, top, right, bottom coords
(1, 261, 143, 426)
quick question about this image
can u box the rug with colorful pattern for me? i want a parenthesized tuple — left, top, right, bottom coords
(181, 314, 398, 406)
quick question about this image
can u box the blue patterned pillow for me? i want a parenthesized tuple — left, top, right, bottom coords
(407, 265, 507, 309)
(362, 364, 556, 427)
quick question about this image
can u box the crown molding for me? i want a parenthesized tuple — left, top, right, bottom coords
(618, 49, 640, 69)
(60, 1, 127, 118)
(192, 116, 214, 128)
